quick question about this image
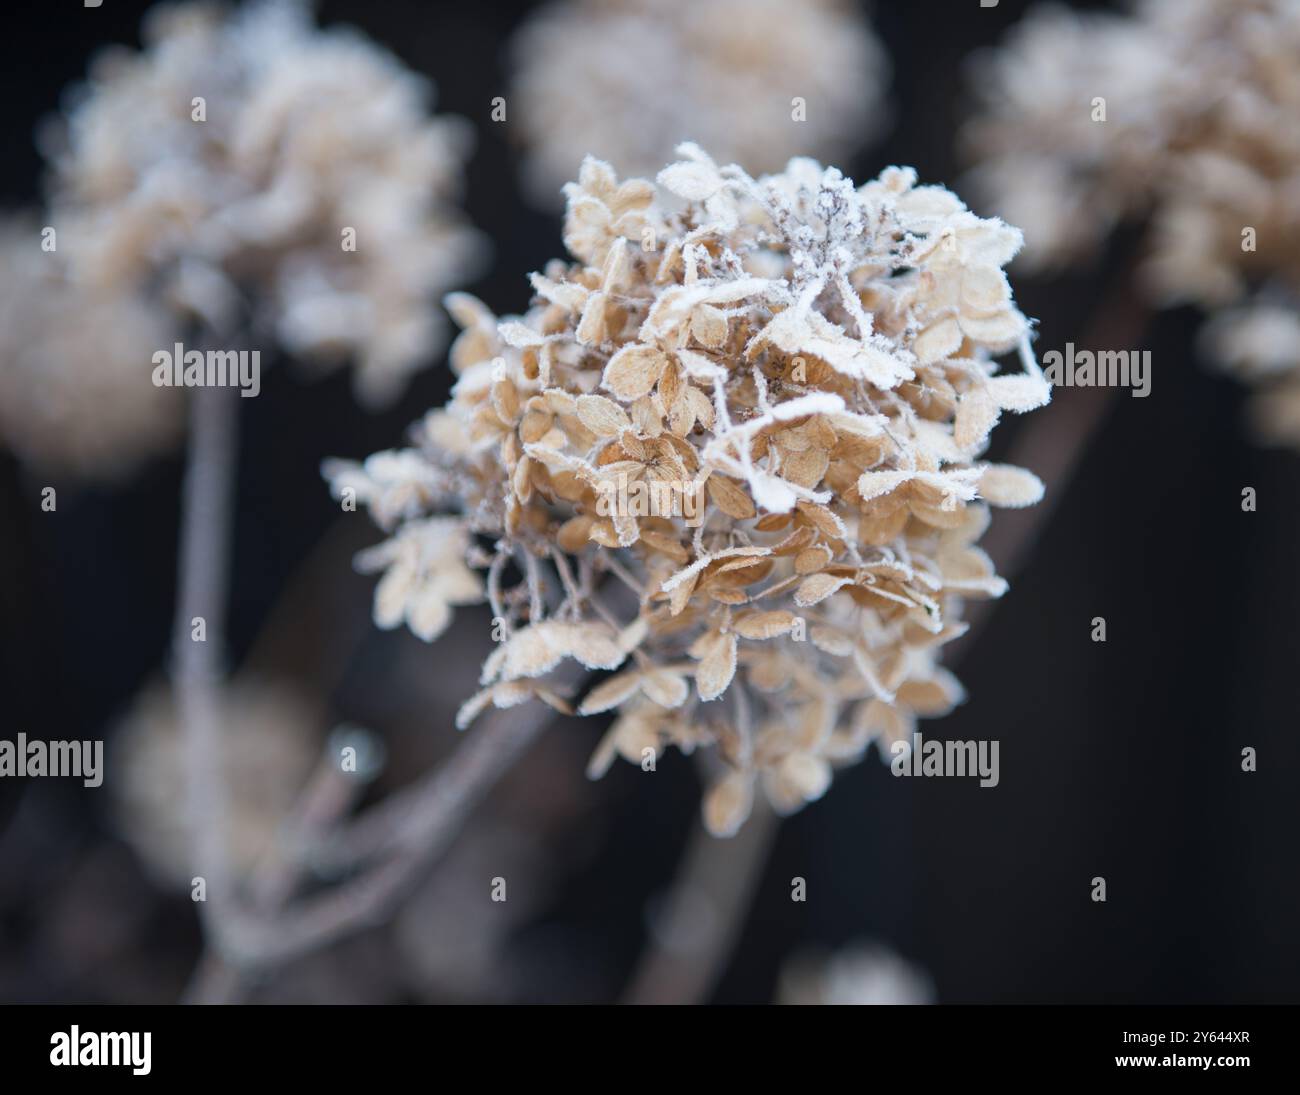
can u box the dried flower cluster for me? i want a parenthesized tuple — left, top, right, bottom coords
(965, 0, 1300, 445)
(329, 143, 1049, 836)
(112, 679, 319, 889)
(51, 0, 485, 404)
(509, 0, 890, 206)
(0, 0, 483, 473)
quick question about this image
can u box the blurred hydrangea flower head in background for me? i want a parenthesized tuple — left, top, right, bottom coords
(779, 943, 935, 1005)
(0, 218, 184, 479)
(330, 142, 1049, 836)
(28, 0, 484, 409)
(112, 679, 319, 891)
(965, 0, 1300, 446)
(508, 0, 890, 207)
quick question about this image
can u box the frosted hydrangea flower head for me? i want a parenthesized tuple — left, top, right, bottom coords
(965, 0, 1300, 446)
(41, 0, 485, 406)
(509, 0, 891, 206)
(329, 143, 1050, 835)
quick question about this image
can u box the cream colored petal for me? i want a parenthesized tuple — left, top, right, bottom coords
(602, 344, 667, 402)
(960, 309, 1025, 350)
(794, 572, 852, 608)
(372, 560, 415, 631)
(706, 473, 757, 519)
(575, 291, 608, 345)
(733, 610, 798, 640)
(955, 387, 999, 450)
(407, 589, 453, 642)
(777, 752, 832, 803)
(914, 317, 963, 364)
(979, 463, 1045, 507)
(578, 671, 643, 715)
(559, 622, 628, 670)
(640, 670, 689, 709)
(502, 625, 565, 679)
(703, 770, 754, 838)
(576, 393, 631, 436)
(696, 631, 738, 702)
(691, 304, 728, 349)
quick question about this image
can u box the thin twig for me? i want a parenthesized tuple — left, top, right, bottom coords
(522, 547, 545, 622)
(184, 696, 559, 1008)
(600, 551, 647, 599)
(183, 741, 379, 1004)
(249, 701, 552, 964)
(550, 547, 583, 617)
(304, 689, 565, 876)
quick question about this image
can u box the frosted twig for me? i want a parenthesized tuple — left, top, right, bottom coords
(487, 548, 509, 623)
(599, 552, 646, 599)
(299, 696, 562, 879)
(522, 547, 546, 622)
(185, 697, 557, 999)
(550, 547, 583, 616)
(183, 734, 372, 1004)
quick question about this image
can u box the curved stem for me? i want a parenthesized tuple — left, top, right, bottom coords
(184, 697, 555, 1002)
(304, 699, 554, 878)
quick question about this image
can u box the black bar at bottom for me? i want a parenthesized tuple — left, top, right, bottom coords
(0, 1004, 1291, 1082)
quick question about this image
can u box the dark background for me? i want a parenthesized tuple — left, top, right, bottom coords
(0, 0, 1296, 1004)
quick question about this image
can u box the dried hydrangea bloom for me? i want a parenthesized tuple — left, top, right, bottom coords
(112, 679, 319, 890)
(330, 143, 1049, 836)
(1203, 303, 1300, 448)
(41, 0, 484, 405)
(962, 3, 1181, 273)
(0, 218, 183, 479)
(964, 0, 1300, 443)
(509, 0, 890, 206)
(778, 943, 935, 1005)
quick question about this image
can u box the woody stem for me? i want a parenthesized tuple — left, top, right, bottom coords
(173, 384, 240, 940)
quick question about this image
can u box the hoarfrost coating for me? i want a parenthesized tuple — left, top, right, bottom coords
(328, 143, 1050, 836)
